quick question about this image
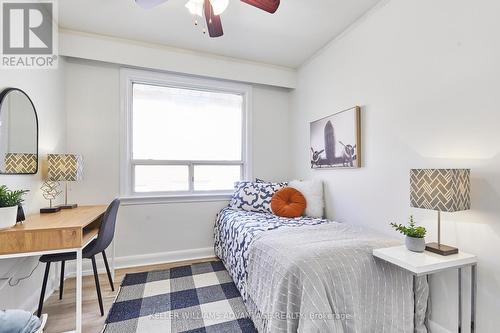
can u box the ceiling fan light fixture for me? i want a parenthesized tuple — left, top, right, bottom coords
(210, 0, 229, 15)
(185, 0, 227, 17)
(135, 0, 279, 38)
(185, 0, 204, 17)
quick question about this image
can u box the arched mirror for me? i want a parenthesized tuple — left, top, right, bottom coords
(0, 88, 39, 174)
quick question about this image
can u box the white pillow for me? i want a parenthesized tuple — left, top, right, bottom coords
(288, 179, 324, 218)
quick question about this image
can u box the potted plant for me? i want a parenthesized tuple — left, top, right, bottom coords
(0, 185, 29, 229)
(390, 216, 427, 252)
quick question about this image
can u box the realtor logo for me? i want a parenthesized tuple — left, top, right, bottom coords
(1, 0, 58, 68)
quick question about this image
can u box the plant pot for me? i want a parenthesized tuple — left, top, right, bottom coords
(405, 236, 425, 253)
(0, 205, 18, 229)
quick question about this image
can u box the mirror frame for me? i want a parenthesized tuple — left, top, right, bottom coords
(0, 87, 39, 175)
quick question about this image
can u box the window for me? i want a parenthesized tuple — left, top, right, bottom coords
(120, 69, 251, 201)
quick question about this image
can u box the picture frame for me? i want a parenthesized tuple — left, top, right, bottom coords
(310, 106, 361, 169)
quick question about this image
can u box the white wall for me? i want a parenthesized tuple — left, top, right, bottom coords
(64, 58, 292, 266)
(0, 62, 66, 310)
(290, 0, 500, 332)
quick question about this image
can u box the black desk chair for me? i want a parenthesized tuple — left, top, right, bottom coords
(37, 199, 120, 317)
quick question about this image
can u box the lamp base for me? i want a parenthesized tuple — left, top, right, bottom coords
(425, 242, 458, 256)
(40, 207, 61, 214)
(59, 204, 78, 209)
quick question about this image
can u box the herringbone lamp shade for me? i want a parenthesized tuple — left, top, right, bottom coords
(46, 154, 83, 210)
(410, 169, 470, 212)
(410, 169, 470, 255)
(47, 154, 83, 182)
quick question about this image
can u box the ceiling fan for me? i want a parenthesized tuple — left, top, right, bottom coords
(135, 0, 280, 37)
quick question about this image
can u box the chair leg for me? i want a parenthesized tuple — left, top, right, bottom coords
(102, 251, 114, 291)
(59, 261, 65, 300)
(37, 262, 51, 317)
(91, 256, 104, 316)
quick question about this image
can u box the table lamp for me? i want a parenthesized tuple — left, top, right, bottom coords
(47, 154, 83, 209)
(410, 169, 470, 255)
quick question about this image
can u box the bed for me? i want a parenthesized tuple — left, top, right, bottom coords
(214, 207, 429, 333)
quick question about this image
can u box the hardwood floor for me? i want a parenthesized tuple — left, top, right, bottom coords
(42, 257, 217, 333)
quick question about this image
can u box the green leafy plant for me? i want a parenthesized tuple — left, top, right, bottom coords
(0, 185, 29, 208)
(390, 216, 426, 238)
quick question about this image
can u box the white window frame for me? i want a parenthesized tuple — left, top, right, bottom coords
(119, 68, 252, 204)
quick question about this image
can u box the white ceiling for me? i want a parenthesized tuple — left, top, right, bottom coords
(59, 0, 380, 68)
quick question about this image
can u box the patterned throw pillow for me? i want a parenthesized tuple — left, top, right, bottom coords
(229, 181, 287, 214)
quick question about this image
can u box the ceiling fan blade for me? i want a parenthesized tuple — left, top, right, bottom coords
(204, 0, 224, 37)
(135, 0, 169, 9)
(241, 0, 280, 13)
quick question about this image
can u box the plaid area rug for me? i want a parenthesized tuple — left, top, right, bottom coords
(104, 261, 257, 333)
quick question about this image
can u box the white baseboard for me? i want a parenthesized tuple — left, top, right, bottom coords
(65, 247, 215, 278)
(428, 320, 453, 333)
(115, 247, 215, 269)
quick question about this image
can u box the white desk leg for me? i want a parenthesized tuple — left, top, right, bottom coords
(458, 268, 462, 333)
(471, 264, 477, 333)
(413, 275, 416, 333)
(76, 248, 83, 333)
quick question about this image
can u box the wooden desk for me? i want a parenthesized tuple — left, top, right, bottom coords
(0, 205, 108, 333)
(0, 206, 106, 255)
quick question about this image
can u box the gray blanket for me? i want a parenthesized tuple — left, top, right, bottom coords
(245, 223, 429, 333)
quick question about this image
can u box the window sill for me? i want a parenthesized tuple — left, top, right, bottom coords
(119, 193, 233, 206)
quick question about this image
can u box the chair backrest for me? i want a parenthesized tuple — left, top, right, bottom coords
(86, 199, 120, 256)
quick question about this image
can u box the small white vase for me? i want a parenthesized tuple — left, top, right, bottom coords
(0, 206, 18, 229)
(405, 236, 426, 252)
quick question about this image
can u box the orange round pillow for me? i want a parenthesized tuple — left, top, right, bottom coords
(271, 187, 307, 218)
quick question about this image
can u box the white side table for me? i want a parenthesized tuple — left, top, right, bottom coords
(373, 246, 477, 333)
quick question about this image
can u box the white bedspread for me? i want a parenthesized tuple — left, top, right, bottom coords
(245, 223, 429, 333)
(214, 208, 429, 333)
